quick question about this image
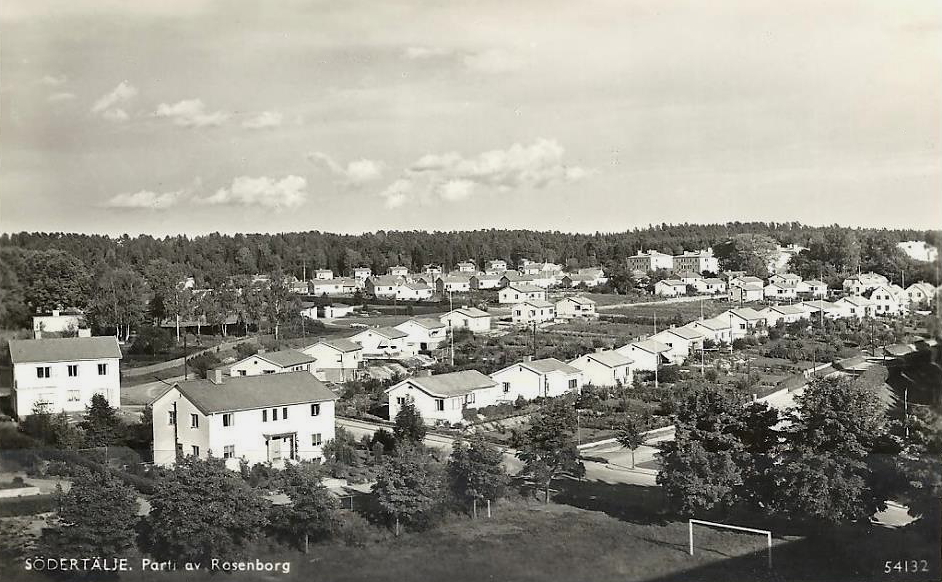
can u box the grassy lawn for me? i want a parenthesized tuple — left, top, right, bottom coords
(604, 298, 730, 323)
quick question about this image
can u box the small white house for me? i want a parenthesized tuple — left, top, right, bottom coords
(511, 300, 556, 325)
(386, 370, 499, 425)
(722, 308, 767, 339)
(440, 307, 492, 333)
(314, 269, 334, 281)
(568, 350, 633, 387)
(760, 304, 808, 326)
(801, 300, 844, 321)
(352, 267, 372, 280)
(151, 370, 338, 469)
(498, 283, 547, 304)
(9, 336, 122, 419)
(654, 279, 687, 297)
(615, 340, 671, 372)
(366, 275, 402, 299)
(688, 317, 732, 344)
(311, 278, 351, 296)
(436, 274, 473, 294)
(834, 296, 875, 319)
(349, 327, 412, 358)
(485, 259, 507, 274)
(32, 310, 86, 339)
(396, 282, 434, 301)
(301, 339, 363, 382)
(388, 265, 410, 277)
(555, 296, 598, 319)
(842, 272, 889, 296)
(456, 261, 477, 273)
(324, 303, 357, 319)
(865, 285, 907, 316)
(651, 327, 705, 364)
(695, 277, 727, 295)
(763, 282, 799, 300)
(728, 278, 765, 303)
(905, 282, 936, 307)
(470, 274, 504, 290)
(228, 349, 316, 377)
(799, 279, 828, 298)
(394, 318, 448, 352)
(489, 358, 583, 402)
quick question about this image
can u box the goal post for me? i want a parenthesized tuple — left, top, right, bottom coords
(688, 519, 772, 570)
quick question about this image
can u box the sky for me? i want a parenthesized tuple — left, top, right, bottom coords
(1, 0, 940, 236)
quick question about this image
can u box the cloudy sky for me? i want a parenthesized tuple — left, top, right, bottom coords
(1, 0, 940, 235)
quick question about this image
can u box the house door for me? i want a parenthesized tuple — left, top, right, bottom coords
(420, 342, 428, 351)
(268, 438, 282, 462)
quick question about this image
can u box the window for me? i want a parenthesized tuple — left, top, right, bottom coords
(222, 413, 233, 427)
(503, 382, 510, 394)
(435, 399, 445, 411)
(67, 390, 80, 402)
(97, 363, 108, 375)
(67, 364, 78, 377)
(310, 403, 321, 416)
(263, 370, 275, 374)
(191, 445, 200, 457)
(568, 379, 577, 389)
(190, 414, 199, 428)
(262, 410, 268, 422)
(396, 396, 406, 405)
(466, 392, 475, 404)
(312, 433, 323, 446)
(238, 370, 247, 376)
(282, 407, 288, 419)
(168, 411, 176, 425)
(223, 445, 235, 458)
(36, 367, 50, 379)
(273, 408, 279, 421)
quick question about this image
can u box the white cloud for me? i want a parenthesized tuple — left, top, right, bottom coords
(308, 152, 385, 185)
(102, 108, 129, 122)
(242, 110, 283, 129)
(198, 175, 307, 209)
(379, 138, 589, 207)
(155, 99, 228, 128)
(42, 74, 67, 86)
(103, 189, 185, 210)
(404, 46, 451, 59)
(463, 49, 525, 73)
(91, 81, 137, 117)
(47, 92, 76, 103)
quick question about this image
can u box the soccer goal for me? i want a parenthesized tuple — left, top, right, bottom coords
(688, 519, 772, 569)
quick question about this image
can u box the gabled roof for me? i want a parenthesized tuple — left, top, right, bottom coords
(497, 357, 580, 376)
(629, 339, 672, 354)
(473, 273, 504, 281)
(239, 348, 315, 369)
(386, 370, 496, 397)
(837, 296, 873, 307)
(401, 282, 431, 290)
(445, 307, 490, 319)
(369, 275, 403, 286)
(560, 295, 596, 306)
(505, 283, 544, 293)
(356, 326, 408, 340)
(9, 336, 122, 364)
(767, 304, 807, 315)
(803, 279, 826, 287)
(703, 277, 725, 285)
(656, 326, 704, 341)
(398, 317, 446, 331)
(676, 271, 703, 280)
(518, 299, 555, 309)
(735, 276, 764, 284)
(658, 279, 685, 286)
(173, 371, 337, 414)
(694, 317, 730, 331)
(728, 307, 765, 321)
(576, 350, 634, 368)
(310, 338, 362, 353)
(440, 273, 473, 283)
(802, 300, 838, 311)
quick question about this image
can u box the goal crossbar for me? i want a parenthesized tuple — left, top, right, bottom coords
(688, 519, 772, 569)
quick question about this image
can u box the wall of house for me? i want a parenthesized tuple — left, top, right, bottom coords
(441, 314, 491, 333)
(387, 383, 464, 424)
(570, 358, 630, 387)
(12, 357, 120, 418)
(229, 358, 285, 377)
(490, 366, 544, 401)
(351, 331, 412, 357)
(303, 345, 362, 378)
(152, 389, 210, 467)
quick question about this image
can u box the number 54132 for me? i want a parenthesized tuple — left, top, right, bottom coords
(884, 560, 928, 574)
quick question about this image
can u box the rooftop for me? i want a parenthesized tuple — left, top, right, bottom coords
(388, 370, 496, 397)
(247, 348, 315, 368)
(629, 339, 672, 354)
(9, 336, 122, 364)
(581, 350, 633, 367)
(313, 338, 362, 353)
(447, 307, 490, 318)
(506, 283, 544, 293)
(520, 357, 582, 374)
(174, 371, 337, 414)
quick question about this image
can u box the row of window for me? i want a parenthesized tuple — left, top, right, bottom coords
(183, 433, 326, 460)
(169, 403, 323, 427)
(36, 363, 108, 379)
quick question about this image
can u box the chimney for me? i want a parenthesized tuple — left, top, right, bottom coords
(211, 369, 223, 384)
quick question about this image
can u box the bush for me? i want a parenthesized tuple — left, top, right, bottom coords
(0, 494, 57, 517)
(130, 326, 174, 356)
(187, 352, 220, 379)
(335, 511, 389, 547)
(234, 342, 258, 359)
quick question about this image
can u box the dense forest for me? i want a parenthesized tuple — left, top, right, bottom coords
(1, 223, 939, 331)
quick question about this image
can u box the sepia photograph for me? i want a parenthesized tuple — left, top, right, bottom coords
(0, 1, 940, 581)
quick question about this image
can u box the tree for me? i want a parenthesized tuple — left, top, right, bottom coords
(20, 403, 84, 449)
(38, 469, 139, 560)
(513, 400, 585, 503)
(393, 400, 427, 445)
(19, 249, 92, 314)
(772, 376, 889, 525)
(130, 326, 174, 356)
(272, 462, 340, 553)
(447, 432, 508, 517)
(615, 415, 645, 469)
(714, 234, 778, 278)
(81, 393, 125, 448)
(86, 267, 146, 341)
(372, 444, 442, 535)
(323, 427, 360, 468)
(143, 456, 270, 564)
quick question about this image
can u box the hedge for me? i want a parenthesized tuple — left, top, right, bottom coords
(0, 494, 57, 517)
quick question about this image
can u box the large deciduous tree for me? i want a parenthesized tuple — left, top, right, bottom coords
(80, 393, 125, 448)
(514, 400, 585, 503)
(372, 444, 442, 535)
(715, 234, 778, 278)
(87, 267, 146, 341)
(447, 432, 508, 516)
(270, 462, 340, 553)
(393, 400, 427, 446)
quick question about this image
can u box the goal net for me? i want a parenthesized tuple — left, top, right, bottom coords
(688, 519, 772, 569)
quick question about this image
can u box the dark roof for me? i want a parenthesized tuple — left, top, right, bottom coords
(174, 371, 337, 414)
(9, 336, 122, 364)
(387, 370, 496, 397)
(253, 348, 315, 368)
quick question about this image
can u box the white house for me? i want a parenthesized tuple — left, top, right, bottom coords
(728, 277, 765, 303)
(423, 265, 443, 277)
(651, 326, 705, 363)
(511, 300, 556, 325)
(386, 370, 499, 425)
(352, 267, 372, 280)
(615, 340, 671, 372)
(314, 269, 334, 281)
(498, 283, 547, 304)
(311, 278, 352, 296)
(301, 338, 363, 382)
(801, 300, 844, 321)
(834, 296, 875, 319)
(436, 274, 473, 294)
(8, 336, 122, 419)
(470, 274, 504, 290)
(349, 327, 412, 359)
(229, 349, 316, 377)
(387, 265, 410, 277)
(760, 304, 808, 326)
(32, 310, 87, 339)
(440, 307, 492, 333)
(489, 358, 583, 401)
(763, 282, 799, 300)
(865, 285, 907, 316)
(555, 296, 598, 319)
(569, 350, 633, 387)
(842, 272, 889, 296)
(696, 277, 727, 295)
(689, 317, 732, 344)
(722, 308, 767, 339)
(560, 273, 603, 288)
(768, 273, 802, 287)
(366, 275, 402, 299)
(799, 279, 828, 298)
(906, 282, 936, 307)
(673, 250, 719, 274)
(456, 261, 477, 273)
(394, 318, 448, 352)
(527, 270, 560, 289)
(324, 303, 357, 319)
(654, 279, 687, 297)
(299, 303, 319, 320)
(151, 370, 337, 469)
(396, 282, 434, 301)
(676, 271, 703, 287)
(626, 250, 674, 272)
(485, 259, 507, 274)
(521, 262, 562, 276)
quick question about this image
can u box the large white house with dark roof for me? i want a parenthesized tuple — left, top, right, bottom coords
(228, 348, 316, 377)
(151, 370, 337, 469)
(386, 370, 499, 425)
(9, 336, 122, 418)
(489, 357, 583, 401)
(301, 339, 363, 382)
(568, 350, 633, 387)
